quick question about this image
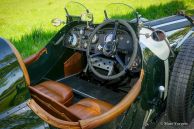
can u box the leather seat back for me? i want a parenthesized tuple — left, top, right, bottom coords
(29, 86, 80, 121)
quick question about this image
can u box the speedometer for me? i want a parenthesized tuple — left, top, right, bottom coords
(68, 33, 79, 47)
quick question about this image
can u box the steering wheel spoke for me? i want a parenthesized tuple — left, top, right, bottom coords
(118, 48, 130, 55)
(112, 21, 119, 42)
(115, 54, 127, 71)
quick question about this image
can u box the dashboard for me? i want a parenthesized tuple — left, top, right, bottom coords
(63, 24, 133, 53)
(63, 24, 141, 73)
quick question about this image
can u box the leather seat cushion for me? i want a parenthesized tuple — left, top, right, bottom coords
(68, 98, 113, 120)
(33, 81, 73, 106)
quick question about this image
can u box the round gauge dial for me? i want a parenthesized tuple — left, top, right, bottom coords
(68, 33, 79, 47)
(92, 34, 99, 44)
(104, 33, 114, 43)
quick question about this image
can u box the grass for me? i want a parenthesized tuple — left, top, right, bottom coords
(10, 28, 57, 57)
(0, 0, 193, 58)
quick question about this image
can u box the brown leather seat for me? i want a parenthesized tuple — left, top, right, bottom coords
(7, 40, 73, 107)
(30, 83, 113, 121)
(68, 98, 113, 120)
(8, 41, 113, 121)
(31, 81, 73, 106)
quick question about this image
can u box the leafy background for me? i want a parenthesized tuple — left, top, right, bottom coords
(0, 0, 193, 58)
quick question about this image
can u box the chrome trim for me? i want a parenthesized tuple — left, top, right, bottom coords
(142, 109, 155, 129)
(176, 30, 194, 48)
(148, 15, 176, 24)
(164, 59, 169, 99)
(152, 19, 187, 29)
(73, 89, 96, 99)
(56, 72, 80, 82)
(166, 28, 184, 37)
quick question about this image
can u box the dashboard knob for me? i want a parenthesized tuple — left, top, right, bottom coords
(80, 29, 85, 35)
(83, 42, 88, 49)
(82, 35, 88, 39)
(97, 44, 103, 51)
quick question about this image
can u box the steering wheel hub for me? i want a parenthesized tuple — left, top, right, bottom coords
(103, 41, 117, 57)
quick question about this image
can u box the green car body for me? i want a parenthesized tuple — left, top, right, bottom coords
(0, 2, 194, 129)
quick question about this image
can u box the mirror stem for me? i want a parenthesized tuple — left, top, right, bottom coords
(165, 38, 175, 57)
(104, 10, 108, 20)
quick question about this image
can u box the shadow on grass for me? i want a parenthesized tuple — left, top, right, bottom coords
(10, 28, 57, 58)
(111, 1, 188, 20)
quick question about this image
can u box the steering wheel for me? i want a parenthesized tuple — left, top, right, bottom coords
(87, 20, 138, 80)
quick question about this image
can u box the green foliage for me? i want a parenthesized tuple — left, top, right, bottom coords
(137, 1, 187, 19)
(0, 0, 193, 58)
(10, 28, 57, 57)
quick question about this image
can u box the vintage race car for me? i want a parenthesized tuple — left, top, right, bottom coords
(0, 2, 194, 129)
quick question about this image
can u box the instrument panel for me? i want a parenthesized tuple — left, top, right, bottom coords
(63, 25, 95, 50)
(63, 24, 133, 54)
(63, 24, 141, 72)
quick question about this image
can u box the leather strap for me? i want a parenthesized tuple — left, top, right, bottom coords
(31, 94, 72, 121)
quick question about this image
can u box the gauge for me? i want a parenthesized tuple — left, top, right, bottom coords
(104, 33, 113, 43)
(92, 34, 99, 44)
(80, 28, 85, 35)
(83, 42, 87, 49)
(68, 33, 79, 47)
(119, 36, 124, 41)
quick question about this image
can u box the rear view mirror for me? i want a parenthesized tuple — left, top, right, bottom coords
(51, 18, 65, 27)
(151, 30, 166, 41)
(81, 13, 93, 22)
